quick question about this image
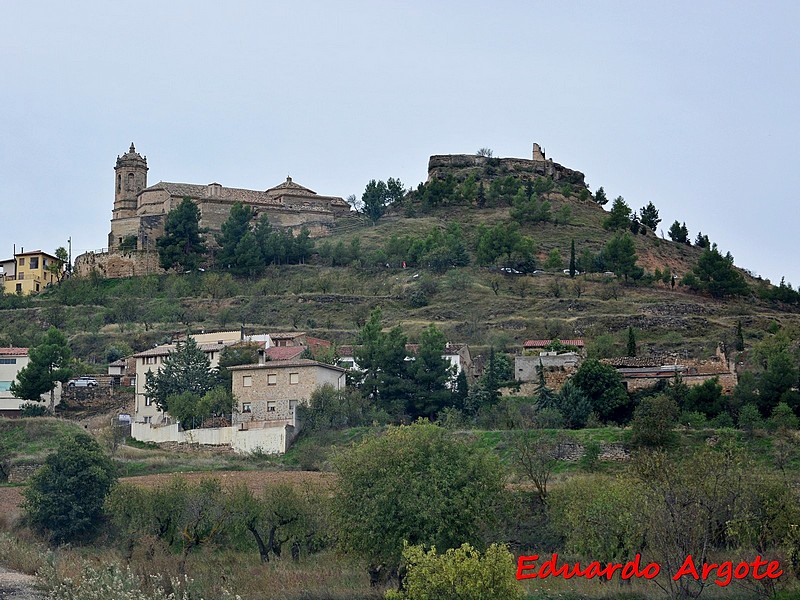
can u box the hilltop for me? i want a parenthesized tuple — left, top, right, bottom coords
(2, 144, 798, 367)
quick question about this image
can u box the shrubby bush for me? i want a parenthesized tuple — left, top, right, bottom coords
(386, 542, 522, 600)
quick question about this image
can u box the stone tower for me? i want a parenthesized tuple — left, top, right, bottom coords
(113, 143, 147, 222)
(109, 143, 148, 250)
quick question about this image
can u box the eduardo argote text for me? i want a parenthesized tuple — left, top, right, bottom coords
(517, 553, 782, 587)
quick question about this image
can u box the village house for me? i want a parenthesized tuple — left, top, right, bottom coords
(0, 347, 61, 416)
(129, 329, 338, 453)
(1, 250, 62, 295)
(231, 358, 346, 428)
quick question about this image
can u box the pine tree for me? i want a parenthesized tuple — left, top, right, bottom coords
(10, 327, 73, 411)
(157, 197, 207, 271)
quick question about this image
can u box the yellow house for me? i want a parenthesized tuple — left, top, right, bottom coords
(2, 250, 62, 295)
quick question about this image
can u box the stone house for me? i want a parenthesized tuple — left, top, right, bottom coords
(230, 358, 346, 428)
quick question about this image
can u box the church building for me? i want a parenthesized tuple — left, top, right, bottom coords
(108, 144, 351, 252)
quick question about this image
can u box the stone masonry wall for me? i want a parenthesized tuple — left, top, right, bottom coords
(74, 250, 161, 278)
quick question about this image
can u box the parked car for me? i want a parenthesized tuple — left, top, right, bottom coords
(67, 376, 99, 387)
(500, 267, 522, 274)
(563, 269, 581, 275)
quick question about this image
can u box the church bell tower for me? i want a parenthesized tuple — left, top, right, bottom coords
(113, 143, 148, 221)
(109, 143, 148, 250)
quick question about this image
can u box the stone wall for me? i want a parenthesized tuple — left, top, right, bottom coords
(74, 250, 161, 278)
(624, 372, 738, 394)
(515, 354, 580, 382)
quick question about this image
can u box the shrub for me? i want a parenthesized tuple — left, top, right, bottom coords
(19, 402, 50, 417)
(386, 542, 522, 600)
(679, 410, 708, 429)
(630, 396, 679, 447)
(23, 433, 116, 544)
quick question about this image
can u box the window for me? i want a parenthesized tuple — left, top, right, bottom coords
(117, 174, 121, 193)
(17, 273, 23, 280)
(243, 375, 252, 387)
(0, 381, 11, 392)
(29, 257, 39, 269)
(267, 373, 277, 385)
(0, 358, 16, 364)
(18, 258, 24, 266)
(267, 401, 276, 412)
(15, 283, 21, 293)
(144, 416, 152, 424)
(242, 402, 252, 413)
(145, 396, 152, 406)
(145, 356, 157, 365)
(289, 372, 299, 385)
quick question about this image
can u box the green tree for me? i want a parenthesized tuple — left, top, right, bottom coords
(629, 395, 679, 447)
(408, 324, 454, 419)
(46, 246, 70, 282)
(386, 177, 406, 204)
(639, 201, 661, 230)
(24, 433, 116, 543)
(215, 202, 254, 269)
(690, 245, 748, 298)
(362, 179, 389, 224)
(10, 326, 73, 411)
(601, 233, 643, 282)
(594, 186, 608, 206)
(144, 337, 216, 413)
(572, 359, 629, 422)
(668, 220, 689, 244)
(602, 196, 632, 230)
(387, 543, 522, 600)
(735, 320, 745, 351)
(626, 326, 636, 357)
(157, 197, 207, 271)
(333, 421, 503, 576)
(299, 384, 373, 430)
(544, 248, 563, 270)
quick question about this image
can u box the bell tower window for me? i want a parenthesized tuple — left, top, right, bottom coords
(117, 174, 121, 193)
(127, 172, 134, 191)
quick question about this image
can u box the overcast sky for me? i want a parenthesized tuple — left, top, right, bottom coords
(2, 1, 798, 286)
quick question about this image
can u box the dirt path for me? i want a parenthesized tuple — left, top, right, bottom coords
(0, 567, 40, 599)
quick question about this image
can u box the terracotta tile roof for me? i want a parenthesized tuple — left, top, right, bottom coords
(270, 331, 306, 340)
(265, 346, 305, 361)
(0, 347, 28, 356)
(338, 345, 354, 357)
(523, 339, 585, 348)
(229, 359, 346, 372)
(336, 343, 465, 357)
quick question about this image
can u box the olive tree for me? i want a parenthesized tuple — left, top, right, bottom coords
(333, 421, 504, 581)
